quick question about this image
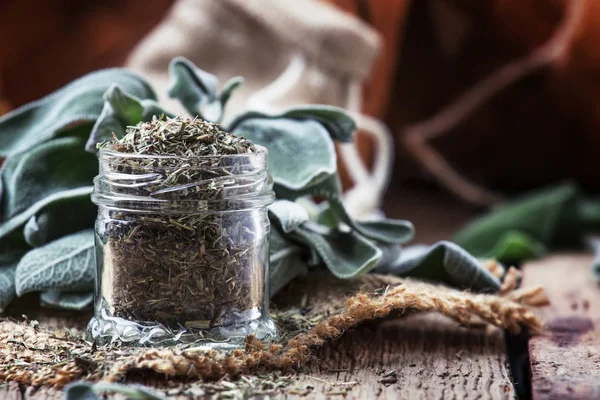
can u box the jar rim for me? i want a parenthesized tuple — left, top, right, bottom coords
(98, 144, 268, 161)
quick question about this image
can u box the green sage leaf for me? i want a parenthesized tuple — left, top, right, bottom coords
(65, 381, 167, 400)
(487, 231, 546, 264)
(23, 193, 96, 248)
(168, 57, 242, 123)
(0, 239, 30, 311)
(65, 382, 98, 400)
(0, 69, 155, 158)
(269, 227, 308, 296)
(219, 77, 244, 110)
(292, 224, 382, 278)
(0, 187, 92, 244)
(277, 175, 414, 245)
(86, 85, 170, 152)
(268, 200, 309, 233)
(231, 118, 337, 191)
(454, 183, 580, 257)
(228, 105, 356, 143)
(40, 290, 93, 310)
(1, 137, 97, 221)
(374, 241, 501, 292)
(588, 237, 600, 283)
(15, 229, 95, 296)
(0, 263, 17, 312)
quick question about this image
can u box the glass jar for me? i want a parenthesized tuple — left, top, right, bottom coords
(86, 146, 276, 347)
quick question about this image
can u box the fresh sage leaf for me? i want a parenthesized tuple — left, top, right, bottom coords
(231, 118, 337, 191)
(486, 231, 546, 264)
(1, 137, 97, 221)
(40, 290, 93, 310)
(0, 265, 16, 312)
(268, 200, 309, 233)
(277, 175, 414, 245)
(228, 105, 356, 143)
(168, 57, 242, 123)
(86, 85, 171, 152)
(23, 193, 96, 248)
(0, 69, 156, 158)
(269, 227, 308, 296)
(454, 183, 580, 257)
(65, 381, 167, 400)
(15, 229, 95, 296)
(0, 239, 29, 312)
(374, 241, 501, 292)
(219, 77, 244, 109)
(292, 224, 382, 279)
(65, 382, 99, 400)
(0, 187, 92, 245)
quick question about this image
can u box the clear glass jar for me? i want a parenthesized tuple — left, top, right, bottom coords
(86, 146, 276, 347)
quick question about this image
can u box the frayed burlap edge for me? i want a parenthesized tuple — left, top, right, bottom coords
(0, 274, 547, 389)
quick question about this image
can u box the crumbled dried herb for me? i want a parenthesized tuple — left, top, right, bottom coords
(97, 116, 268, 331)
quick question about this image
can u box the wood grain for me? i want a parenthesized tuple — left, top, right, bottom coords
(291, 314, 514, 399)
(522, 254, 600, 399)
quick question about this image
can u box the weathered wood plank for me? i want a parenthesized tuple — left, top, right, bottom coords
(290, 313, 515, 399)
(522, 254, 600, 399)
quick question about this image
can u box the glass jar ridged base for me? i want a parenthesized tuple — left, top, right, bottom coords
(86, 299, 277, 348)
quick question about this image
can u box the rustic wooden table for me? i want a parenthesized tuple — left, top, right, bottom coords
(2, 189, 599, 399)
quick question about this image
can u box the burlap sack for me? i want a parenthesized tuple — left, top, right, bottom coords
(126, 0, 393, 219)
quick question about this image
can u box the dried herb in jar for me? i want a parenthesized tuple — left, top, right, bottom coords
(97, 116, 269, 331)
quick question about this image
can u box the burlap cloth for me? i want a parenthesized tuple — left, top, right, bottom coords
(126, 0, 380, 120)
(0, 271, 546, 390)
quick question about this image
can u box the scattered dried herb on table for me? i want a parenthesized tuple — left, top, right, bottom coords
(97, 116, 267, 330)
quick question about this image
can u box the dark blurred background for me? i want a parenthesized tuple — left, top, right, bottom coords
(1, 0, 598, 240)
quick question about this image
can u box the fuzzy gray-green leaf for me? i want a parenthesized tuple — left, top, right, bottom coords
(16, 229, 95, 296)
(0, 69, 156, 158)
(65, 382, 167, 400)
(168, 57, 221, 122)
(231, 118, 336, 191)
(23, 192, 96, 248)
(374, 241, 501, 292)
(0, 264, 17, 312)
(0, 241, 30, 312)
(269, 227, 308, 296)
(293, 224, 381, 279)
(277, 175, 414, 245)
(0, 187, 92, 244)
(268, 200, 309, 233)
(228, 105, 356, 143)
(40, 290, 93, 310)
(1, 137, 97, 221)
(86, 85, 171, 152)
(220, 77, 244, 110)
